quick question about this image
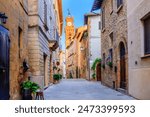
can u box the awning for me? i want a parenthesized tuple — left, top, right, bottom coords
(91, 0, 103, 12)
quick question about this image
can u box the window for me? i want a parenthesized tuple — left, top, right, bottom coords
(117, 0, 123, 8)
(102, 7, 105, 30)
(109, 49, 113, 62)
(144, 16, 150, 54)
(44, 0, 49, 31)
(44, 0, 47, 25)
(18, 27, 23, 58)
(99, 21, 101, 30)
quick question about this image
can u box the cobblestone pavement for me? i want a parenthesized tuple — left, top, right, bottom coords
(44, 79, 135, 100)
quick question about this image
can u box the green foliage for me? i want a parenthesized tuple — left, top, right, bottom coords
(91, 58, 101, 71)
(92, 73, 96, 79)
(59, 74, 62, 79)
(31, 82, 40, 93)
(53, 74, 62, 81)
(107, 61, 113, 68)
(21, 81, 40, 93)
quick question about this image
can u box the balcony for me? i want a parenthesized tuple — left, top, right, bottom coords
(49, 29, 60, 51)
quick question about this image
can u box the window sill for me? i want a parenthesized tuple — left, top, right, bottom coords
(117, 5, 123, 14)
(141, 54, 150, 59)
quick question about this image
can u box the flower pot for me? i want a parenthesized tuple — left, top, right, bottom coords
(22, 88, 32, 100)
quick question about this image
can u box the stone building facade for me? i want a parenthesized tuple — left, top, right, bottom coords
(0, 0, 29, 99)
(65, 15, 75, 78)
(127, 0, 150, 99)
(28, 0, 62, 89)
(65, 25, 88, 79)
(50, 0, 63, 83)
(0, 0, 63, 99)
(66, 39, 78, 78)
(100, 0, 128, 92)
(59, 50, 66, 78)
(84, 13, 101, 81)
(76, 26, 88, 79)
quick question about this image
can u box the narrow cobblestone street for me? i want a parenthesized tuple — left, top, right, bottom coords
(44, 79, 134, 100)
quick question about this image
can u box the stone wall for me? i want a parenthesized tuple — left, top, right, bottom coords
(101, 0, 128, 90)
(66, 40, 77, 78)
(0, 0, 29, 99)
(28, 0, 55, 89)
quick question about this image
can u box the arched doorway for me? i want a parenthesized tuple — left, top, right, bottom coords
(119, 42, 126, 89)
(96, 63, 101, 81)
(0, 26, 10, 100)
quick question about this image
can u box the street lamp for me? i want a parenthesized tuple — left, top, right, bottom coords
(0, 13, 8, 24)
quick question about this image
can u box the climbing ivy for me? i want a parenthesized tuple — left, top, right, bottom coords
(91, 58, 101, 71)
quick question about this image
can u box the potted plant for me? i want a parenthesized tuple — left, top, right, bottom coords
(20, 80, 40, 100)
(53, 74, 61, 83)
(59, 74, 62, 80)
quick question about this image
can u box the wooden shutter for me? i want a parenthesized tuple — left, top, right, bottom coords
(102, 8, 105, 29)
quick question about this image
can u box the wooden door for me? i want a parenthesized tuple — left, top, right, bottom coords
(120, 42, 126, 89)
(96, 63, 101, 81)
(0, 26, 10, 100)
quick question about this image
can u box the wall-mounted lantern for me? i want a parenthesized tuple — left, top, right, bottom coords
(0, 13, 8, 24)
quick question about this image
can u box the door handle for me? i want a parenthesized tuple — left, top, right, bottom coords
(2, 69, 6, 73)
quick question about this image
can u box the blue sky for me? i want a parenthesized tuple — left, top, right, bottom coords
(61, 0, 95, 50)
